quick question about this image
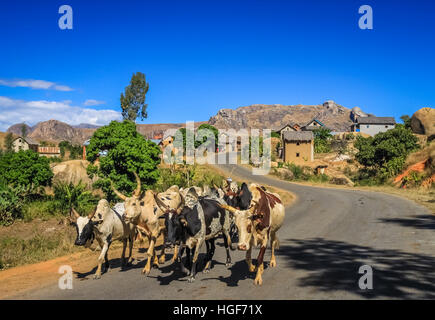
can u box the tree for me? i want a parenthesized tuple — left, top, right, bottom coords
(0, 150, 53, 191)
(21, 124, 27, 138)
(5, 133, 13, 152)
(355, 124, 419, 179)
(400, 115, 412, 129)
(120, 72, 149, 122)
(195, 123, 219, 150)
(86, 120, 161, 201)
(313, 128, 333, 153)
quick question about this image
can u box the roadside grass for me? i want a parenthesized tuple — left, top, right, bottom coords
(0, 221, 82, 270)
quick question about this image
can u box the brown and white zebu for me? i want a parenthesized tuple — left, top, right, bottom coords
(111, 173, 183, 275)
(220, 183, 285, 285)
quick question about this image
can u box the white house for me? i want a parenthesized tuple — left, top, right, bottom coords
(352, 116, 396, 136)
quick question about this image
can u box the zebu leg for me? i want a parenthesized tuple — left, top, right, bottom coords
(121, 238, 127, 267)
(142, 234, 156, 275)
(188, 241, 202, 283)
(203, 239, 215, 273)
(254, 244, 267, 286)
(171, 244, 179, 263)
(246, 238, 256, 273)
(222, 232, 232, 266)
(177, 246, 190, 275)
(95, 241, 110, 279)
(127, 234, 134, 265)
(269, 231, 278, 268)
(159, 228, 167, 264)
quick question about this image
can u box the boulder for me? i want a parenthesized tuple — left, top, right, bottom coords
(51, 160, 97, 188)
(275, 168, 294, 180)
(411, 107, 435, 141)
(330, 176, 354, 187)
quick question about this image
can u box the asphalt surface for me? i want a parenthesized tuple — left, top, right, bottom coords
(17, 163, 435, 299)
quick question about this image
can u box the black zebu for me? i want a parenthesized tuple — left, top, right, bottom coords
(166, 188, 233, 282)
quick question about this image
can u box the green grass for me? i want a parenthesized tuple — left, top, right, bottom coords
(0, 227, 80, 270)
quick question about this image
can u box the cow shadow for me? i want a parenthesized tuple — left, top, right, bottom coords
(74, 257, 135, 279)
(276, 238, 435, 299)
(202, 258, 270, 287)
(379, 215, 435, 231)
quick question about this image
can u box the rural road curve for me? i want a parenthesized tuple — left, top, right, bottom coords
(17, 163, 435, 299)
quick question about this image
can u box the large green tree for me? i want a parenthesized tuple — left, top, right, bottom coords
(120, 72, 150, 122)
(355, 124, 419, 179)
(86, 120, 161, 201)
(0, 150, 53, 191)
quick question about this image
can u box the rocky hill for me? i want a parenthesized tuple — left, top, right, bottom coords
(208, 101, 355, 132)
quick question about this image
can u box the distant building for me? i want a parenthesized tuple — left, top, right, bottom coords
(282, 131, 314, 164)
(11, 136, 39, 152)
(274, 123, 299, 140)
(301, 118, 326, 131)
(352, 116, 396, 136)
(38, 146, 61, 158)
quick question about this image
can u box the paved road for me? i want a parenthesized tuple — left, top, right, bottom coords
(18, 164, 435, 299)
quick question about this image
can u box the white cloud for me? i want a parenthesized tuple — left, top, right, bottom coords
(84, 99, 106, 106)
(0, 79, 74, 91)
(0, 96, 121, 131)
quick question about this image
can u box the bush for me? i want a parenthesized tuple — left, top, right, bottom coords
(354, 125, 419, 183)
(0, 183, 26, 226)
(314, 128, 333, 153)
(0, 150, 53, 192)
(54, 180, 98, 215)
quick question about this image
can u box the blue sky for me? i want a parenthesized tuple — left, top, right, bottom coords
(0, 0, 434, 130)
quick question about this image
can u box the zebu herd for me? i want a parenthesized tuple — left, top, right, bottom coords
(69, 174, 286, 286)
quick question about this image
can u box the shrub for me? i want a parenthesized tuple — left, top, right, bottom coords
(0, 183, 26, 226)
(0, 150, 53, 192)
(354, 125, 419, 183)
(54, 180, 98, 215)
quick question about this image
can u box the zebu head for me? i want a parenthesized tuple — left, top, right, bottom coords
(219, 203, 257, 251)
(111, 172, 144, 222)
(70, 206, 98, 247)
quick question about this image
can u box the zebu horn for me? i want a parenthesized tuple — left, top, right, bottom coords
(70, 207, 80, 220)
(133, 172, 141, 197)
(176, 194, 185, 214)
(88, 207, 97, 220)
(110, 180, 127, 201)
(154, 192, 170, 212)
(219, 203, 238, 214)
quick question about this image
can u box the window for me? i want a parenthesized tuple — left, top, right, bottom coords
(296, 152, 300, 157)
(296, 142, 300, 146)
(367, 125, 370, 128)
(385, 125, 388, 128)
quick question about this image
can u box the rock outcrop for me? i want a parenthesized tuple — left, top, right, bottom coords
(411, 107, 435, 141)
(209, 101, 355, 132)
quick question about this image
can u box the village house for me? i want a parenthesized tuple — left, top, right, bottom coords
(351, 116, 396, 136)
(274, 123, 301, 140)
(282, 131, 314, 164)
(301, 118, 326, 131)
(11, 136, 39, 152)
(38, 146, 61, 158)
